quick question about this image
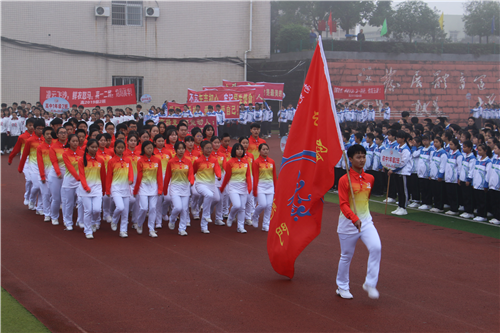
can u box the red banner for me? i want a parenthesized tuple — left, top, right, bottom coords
(40, 84, 137, 107)
(187, 89, 256, 106)
(167, 101, 240, 119)
(222, 80, 285, 101)
(332, 85, 385, 100)
(158, 116, 219, 135)
(203, 85, 265, 103)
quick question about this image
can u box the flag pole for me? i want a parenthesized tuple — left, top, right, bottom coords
(343, 150, 358, 217)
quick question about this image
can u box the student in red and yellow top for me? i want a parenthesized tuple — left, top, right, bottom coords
(61, 134, 82, 230)
(218, 133, 232, 161)
(184, 136, 201, 163)
(336, 144, 381, 300)
(153, 134, 172, 229)
(8, 117, 35, 206)
(163, 141, 194, 236)
(106, 140, 134, 238)
(105, 122, 116, 146)
(210, 136, 227, 225)
(97, 133, 114, 223)
(177, 122, 189, 142)
(193, 141, 222, 233)
(78, 139, 106, 239)
(185, 135, 202, 219)
(48, 127, 68, 225)
(18, 119, 45, 212)
(251, 143, 277, 232)
(202, 124, 215, 142)
(133, 141, 163, 238)
(75, 129, 87, 156)
(164, 128, 178, 156)
(37, 127, 55, 222)
(124, 133, 141, 225)
(239, 136, 255, 226)
(192, 128, 204, 153)
(248, 123, 267, 160)
(138, 130, 150, 147)
(220, 143, 252, 233)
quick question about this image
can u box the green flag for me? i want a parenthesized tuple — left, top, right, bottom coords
(381, 19, 387, 36)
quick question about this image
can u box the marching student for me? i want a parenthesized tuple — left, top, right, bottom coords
(388, 131, 412, 216)
(48, 127, 68, 225)
(106, 140, 134, 237)
(416, 135, 435, 210)
(96, 133, 114, 224)
(210, 136, 226, 226)
(488, 142, 500, 224)
(239, 136, 255, 225)
(37, 127, 55, 222)
(472, 144, 492, 222)
(429, 137, 448, 213)
(133, 141, 163, 238)
(444, 139, 463, 215)
(458, 140, 476, 219)
(218, 133, 232, 219)
(123, 133, 141, 226)
(220, 143, 252, 233)
(78, 139, 106, 239)
(163, 141, 195, 236)
(193, 140, 222, 233)
(61, 134, 81, 230)
(165, 128, 178, 154)
(202, 124, 215, 141)
(184, 135, 201, 220)
(153, 134, 172, 229)
(336, 144, 381, 300)
(248, 123, 267, 160)
(251, 143, 277, 232)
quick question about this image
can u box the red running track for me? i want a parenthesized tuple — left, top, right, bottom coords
(2, 136, 499, 332)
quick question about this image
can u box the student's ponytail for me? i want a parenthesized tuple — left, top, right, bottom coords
(451, 138, 461, 152)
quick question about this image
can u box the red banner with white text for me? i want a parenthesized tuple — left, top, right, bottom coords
(203, 85, 265, 103)
(158, 116, 219, 135)
(332, 85, 385, 100)
(40, 84, 137, 108)
(222, 80, 285, 100)
(167, 101, 240, 119)
(187, 89, 256, 106)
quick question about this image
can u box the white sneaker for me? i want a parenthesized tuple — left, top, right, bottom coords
(418, 204, 431, 210)
(394, 208, 408, 215)
(262, 227, 269, 232)
(24, 199, 29, 206)
(186, 222, 191, 227)
(29, 202, 35, 210)
(443, 204, 450, 209)
(162, 215, 169, 221)
(111, 223, 117, 231)
(237, 228, 247, 233)
(119, 232, 128, 238)
(205, 217, 212, 223)
(445, 211, 458, 216)
(245, 219, 252, 226)
(214, 220, 225, 226)
(458, 206, 465, 211)
(92, 224, 97, 232)
(407, 202, 419, 208)
(252, 219, 259, 228)
(201, 229, 210, 234)
(193, 215, 200, 220)
(155, 224, 162, 229)
(462, 213, 474, 219)
(430, 208, 444, 213)
(149, 230, 158, 238)
(391, 207, 402, 214)
(473, 216, 487, 222)
(51, 219, 59, 225)
(336, 288, 353, 299)
(487, 212, 493, 218)
(363, 283, 380, 299)
(44, 216, 50, 222)
(168, 222, 175, 230)
(227, 218, 234, 227)
(383, 198, 395, 203)
(78, 222, 84, 229)
(105, 215, 112, 223)
(459, 212, 467, 218)
(85, 234, 94, 239)
(178, 230, 188, 236)
(489, 218, 500, 225)
(137, 226, 143, 234)
(36, 210, 44, 215)
(131, 223, 137, 229)
(64, 225, 73, 231)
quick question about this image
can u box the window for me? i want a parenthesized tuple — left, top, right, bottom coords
(113, 76, 143, 102)
(112, 1, 143, 26)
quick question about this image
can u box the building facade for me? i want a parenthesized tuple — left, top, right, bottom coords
(1, 1, 270, 108)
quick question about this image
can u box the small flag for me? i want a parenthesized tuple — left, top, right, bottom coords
(492, 16, 495, 34)
(380, 19, 388, 36)
(328, 11, 333, 35)
(439, 12, 444, 30)
(267, 36, 344, 279)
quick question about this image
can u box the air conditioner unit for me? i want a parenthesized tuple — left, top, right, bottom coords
(145, 7, 160, 17)
(95, 6, 110, 17)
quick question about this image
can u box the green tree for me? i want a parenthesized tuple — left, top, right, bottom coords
(369, 1, 395, 38)
(392, 1, 442, 42)
(463, 1, 500, 43)
(330, 1, 376, 35)
(275, 24, 310, 52)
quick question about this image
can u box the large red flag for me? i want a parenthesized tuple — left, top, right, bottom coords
(328, 12, 334, 35)
(267, 36, 344, 279)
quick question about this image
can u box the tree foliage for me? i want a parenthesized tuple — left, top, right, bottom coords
(275, 24, 310, 51)
(391, 1, 442, 43)
(330, 1, 376, 34)
(463, 1, 500, 43)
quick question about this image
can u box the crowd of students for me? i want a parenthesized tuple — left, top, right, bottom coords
(333, 113, 500, 225)
(5, 106, 277, 239)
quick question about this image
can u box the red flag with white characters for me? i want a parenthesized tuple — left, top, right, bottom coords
(267, 36, 344, 279)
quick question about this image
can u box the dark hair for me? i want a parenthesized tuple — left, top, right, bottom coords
(231, 143, 245, 158)
(127, 132, 139, 142)
(83, 139, 98, 167)
(65, 134, 78, 148)
(463, 140, 476, 157)
(258, 143, 269, 151)
(105, 122, 115, 129)
(177, 122, 188, 130)
(50, 118, 63, 126)
(200, 140, 212, 150)
(56, 127, 67, 134)
(366, 133, 375, 141)
(202, 124, 215, 138)
(140, 141, 154, 155)
(221, 132, 230, 139)
(210, 136, 220, 143)
(191, 127, 202, 137)
(96, 133, 106, 143)
(34, 119, 45, 128)
(347, 144, 366, 158)
(250, 122, 260, 129)
(434, 136, 444, 147)
(450, 138, 461, 152)
(375, 134, 384, 142)
(354, 132, 364, 141)
(238, 136, 249, 143)
(184, 135, 194, 143)
(444, 131, 453, 141)
(43, 126, 53, 135)
(153, 134, 164, 143)
(115, 132, 126, 140)
(388, 129, 398, 137)
(477, 143, 493, 158)
(114, 139, 126, 153)
(174, 141, 186, 151)
(165, 128, 178, 144)
(474, 133, 485, 145)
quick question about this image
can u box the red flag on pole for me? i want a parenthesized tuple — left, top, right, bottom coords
(267, 36, 344, 279)
(328, 12, 333, 35)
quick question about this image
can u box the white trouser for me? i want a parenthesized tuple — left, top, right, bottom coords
(129, 191, 141, 224)
(102, 196, 112, 219)
(196, 183, 220, 230)
(112, 195, 130, 233)
(245, 191, 255, 220)
(155, 195, 164, 227)
(24, 169, 33, 201)
(82, 196, 102, 235)
(162, 193, 172, 219)
(190, 184, 201, 217)
(61, 187, 77, 227)
(252, 192, 274, 229)
(77, 196, 84, 227)
(228, 192, 247, 230)
(29, 172, 41, 209)
(222, 188, 230, 216)
(336, 224, 382, 290)
(214, 187, 223, 221)
(171, 195, 189, 232)
(48, 174, 63, 220)
(38, 178, 51, 217)
(137, 195, 158, 232)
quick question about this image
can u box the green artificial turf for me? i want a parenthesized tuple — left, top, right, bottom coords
(324, 192, 500, 239)
(1, 288, 50, 333)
